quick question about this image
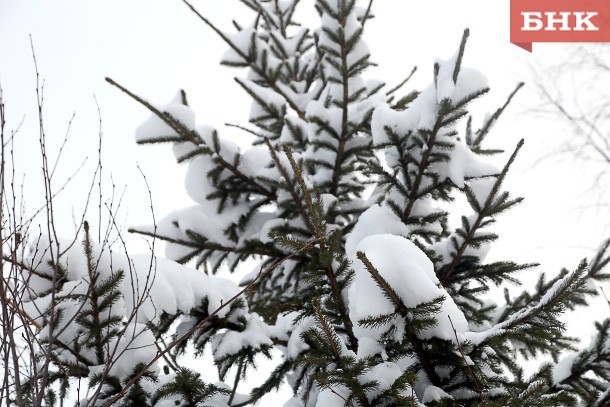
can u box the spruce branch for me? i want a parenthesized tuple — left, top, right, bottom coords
(225, 122, 264, 139)
(355, 251, 403, 311)
(228, 357, 245, 405)
(356, 251, 443, 387)
(588, 238, 610, 282)
(102, 236, 322, 406)
(360, 0, 374, 28)
(548, 318, 610, 404)
(386, 66, 417, 97)
(152, 368, 227, 406)
(280, 143, 358, 349)
(475, 260, 589, 350)
(282, 144, 324, 239)
(440, 139, 524, 286)
(332, 0, 355, 198)
(265, 139, 317, 236)
(594, 386, 610, 407)
(182, 0, 307, 119)
(452, 29, 470, 84)
(399, 114, 454, 224)
(235, 77, 286, 123)
(247, 359, 293, 405)
(128, 227, 279, 266)
(105, 77, 277, 201)
(305, 300, 371, 407)
(82, 221, 105, 364)
(468, 82, 524, 152)
(312, 301, 343, 364)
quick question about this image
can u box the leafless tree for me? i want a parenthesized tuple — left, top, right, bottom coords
(532, 43, 610, 198)
(0, 47, 164, 406)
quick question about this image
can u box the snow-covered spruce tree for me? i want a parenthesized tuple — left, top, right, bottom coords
(18, 0, 610, 406)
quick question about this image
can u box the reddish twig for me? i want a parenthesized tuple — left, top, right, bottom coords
(448, 315, 485, 406)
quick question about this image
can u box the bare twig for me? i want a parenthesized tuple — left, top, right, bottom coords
(599, 286, 610, 310)
(448, 315, 485, 406)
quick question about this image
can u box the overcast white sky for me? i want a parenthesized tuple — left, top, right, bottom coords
(1, 0, 608, 394)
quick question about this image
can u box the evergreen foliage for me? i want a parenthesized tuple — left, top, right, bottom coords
(12, 1, 610, 406)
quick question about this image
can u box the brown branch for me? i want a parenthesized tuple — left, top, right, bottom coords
(448, 315, 485, 406)
(0, 282, 41, 330)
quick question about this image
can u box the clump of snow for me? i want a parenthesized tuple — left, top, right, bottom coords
(259, 218, 287, 244)
(315, 386, 351, 407)
(359, 362, 405, 400)
(221, 26, 256, 65)
(453, 67, 489, 103)
(372, 85, 438, 142)
(265, 312, 297, 344)
(348, 234, 468, 341)
(155, 205, 233, 263)
(552, 353, 578, 385)
(222, 24, 282, 72)
(239, 146, 271, 176)
(435, 50, 459, 103)
(135, 100, 195, 144)
(357, 337, 386, 360)
(184, 153, 221, 206)
(370, 46, 495, 194)
(99, 323, 157, 379)
(283, 397, 304, 407)
(240, 78, 287, 122)
(437, 141, 497, 188)
(435, 47, 489, 104)
(468, 177, 497, 208)
(212, 314, 273, 359)
(422, 385, 452, 403)
(345, 205, 410, 258)
(287, 317, 316, 359)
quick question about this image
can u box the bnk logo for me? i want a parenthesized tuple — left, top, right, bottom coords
(510, 0, 610, 52)
(521, 12, 599, 31)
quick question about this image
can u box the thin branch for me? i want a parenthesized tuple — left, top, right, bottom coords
(386, 66, 417, 96)
(448, 315, 485, 406)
